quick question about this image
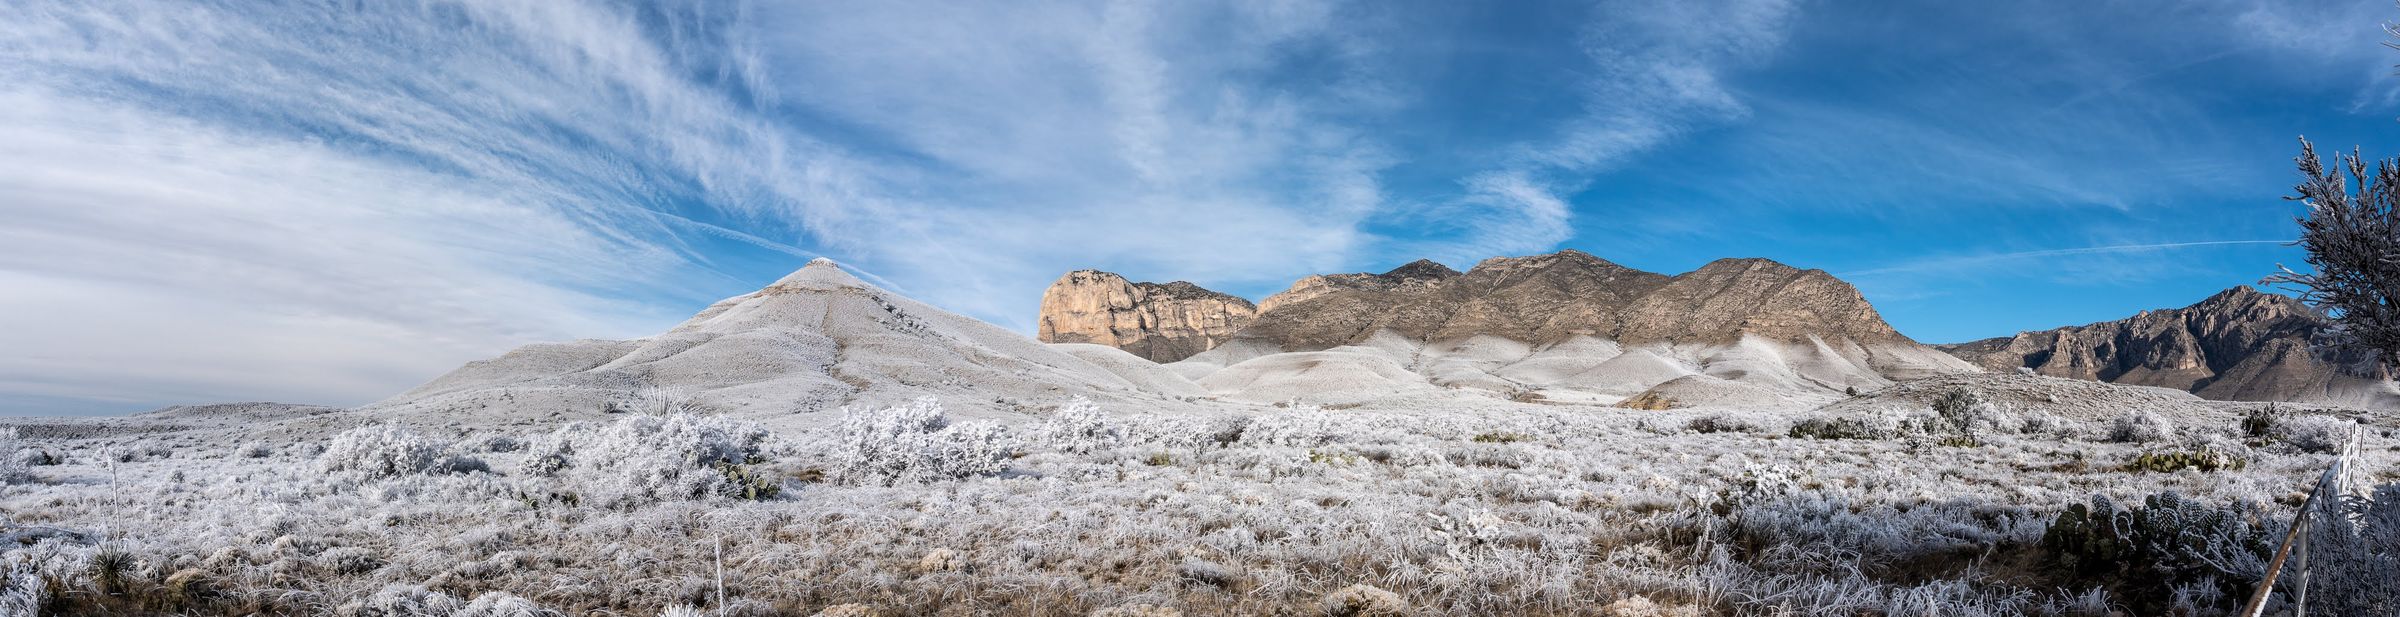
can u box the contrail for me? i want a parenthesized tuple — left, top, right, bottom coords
(1844, 239, 2294, 277)
(644, 210, 915, 293)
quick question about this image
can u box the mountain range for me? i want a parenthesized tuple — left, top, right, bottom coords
(352, 250, 2396, 423)
(1939, 286, 2399, 408)
(1044, 250, 1974, 409)
(1043, 251, 2398, 410)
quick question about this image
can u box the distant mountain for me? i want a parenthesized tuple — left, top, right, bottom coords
(1939, 286, 2400, 409)
(368, 259, 1207, 424)
(1045, 250, 1975, 408)
(1036, 271, 1257, 363)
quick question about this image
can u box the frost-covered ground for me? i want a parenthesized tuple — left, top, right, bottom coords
(2, 392, 2396, 616)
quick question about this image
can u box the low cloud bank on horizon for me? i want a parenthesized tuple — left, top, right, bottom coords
(2, 0, 2395, 414)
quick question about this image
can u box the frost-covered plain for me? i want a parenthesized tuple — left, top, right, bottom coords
(2, 393, 2396, 616)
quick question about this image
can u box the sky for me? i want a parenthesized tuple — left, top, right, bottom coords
(4, 0, 2399, 416)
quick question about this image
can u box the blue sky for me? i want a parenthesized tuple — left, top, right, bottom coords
(3, 0, 2397, 415)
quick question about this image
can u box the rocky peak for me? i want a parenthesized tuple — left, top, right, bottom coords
(1937, 286, 2384, 406)
(1257, 258, 1460, 313)
(1037, 270, 1257, 363)
(1615, 257, 1900, 344)
(1467, 248, 1602, 270)
(770, 257, 870, 291)
(1381, 259, 1461, 282)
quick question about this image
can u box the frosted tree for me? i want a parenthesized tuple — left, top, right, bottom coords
(2267, 138, 2400, 369)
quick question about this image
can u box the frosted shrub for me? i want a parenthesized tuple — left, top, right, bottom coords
(318, 425, 482, 481)
(575, 413, 766, 472)
(1177, 557, 1240, 588)
(339, 583, 463, 616)
(1035, 397, 1124, 454)
(829, 397, 1016, 486)
(1126, 415, 1238, 448)
(1686, 414, 1763, 434)
(465, 434, 523, 454)
(830, 397, 943, 484)
(9, 446, 57, 468)
(1598, 595, 1698, 617)
(2106, 411, 2174, 443)
(1239, 409, 1337, 447)
(456, 591, 560, 617)
(1321, 583, 1408, 616)
(319, 546, 386, 575)
(517, 431, 575, 478)
(1929, 388, 1988, 432)
(1961, 406, 2022, 436)
(2015, 412, 2077, 437)
(0, 559, 41, 617)
(536, 413, 772, 507)
(2302, 483, 2400, 614)
(1787, 414, 1896, 440)
(1356, 442, 1448, 467)
(931, 420, 1015, 475)
(1733, 495, 2044, 574)
(1787, 407, 1967, 441)
(2277, 415, 2360, 453)
(0, 428, 27, 484)
(108, 441, 174, 462)
(1730, 464, 1805, 503)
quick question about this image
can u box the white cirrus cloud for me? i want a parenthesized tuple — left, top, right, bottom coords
(0, 0, 1810, 414)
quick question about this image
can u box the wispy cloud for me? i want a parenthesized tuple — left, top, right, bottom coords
(0, 90, 676, 412)
(2, 0, 2350, 414)
(0, 0, 864, 412)
(0, 0, 1432, 412)
(2226, 0, 2400, 111)
(1413, 0, 1800, 262)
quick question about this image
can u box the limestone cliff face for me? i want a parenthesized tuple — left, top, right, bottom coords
(1036, 271, 1257, 363)
(1939, 287, 2395, 406)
